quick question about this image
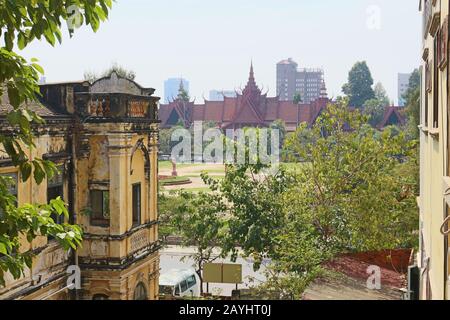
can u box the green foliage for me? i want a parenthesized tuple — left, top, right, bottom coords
(161, 101, 419, 298)
(165, 190, 227, 294)
(374, 82, 390, 106)
(204, 164, 293, 269)
(285, 102, 419, 251)
(342, 61, 375, 107)
(177, 81, 190, 103)
(363, 98, 386, 127)
(270, 119, 287, 150)
(0, 0, 112, 51)
(0, 196, 83, 286)
(159, 125, 185, 155)
(158, 191, 189, 239)
(0, 0, 112, 286)
(293, 93, 302, 105)
(403, 69, 421, 139)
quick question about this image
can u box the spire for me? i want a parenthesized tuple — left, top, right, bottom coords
(178, 78, 184, 92)
(249, 60, 255, 83)
(243, 61, 259, 94)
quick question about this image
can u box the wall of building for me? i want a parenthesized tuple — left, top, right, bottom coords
(419, 0, 449, 301)
(0, 130, 73, 300)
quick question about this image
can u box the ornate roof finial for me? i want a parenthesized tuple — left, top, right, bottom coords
(244, 60, 259, 94)
(178, 77, 184, 92)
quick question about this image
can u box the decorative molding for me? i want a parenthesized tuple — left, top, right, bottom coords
(82, 220, 158, 241)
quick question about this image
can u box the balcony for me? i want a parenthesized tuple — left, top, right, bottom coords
(423, 0, 441, 38)
(74, 93, 159, 122)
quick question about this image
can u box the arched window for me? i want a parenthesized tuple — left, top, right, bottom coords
(92, 294, 109, 300)
(134, 282, 148, 300)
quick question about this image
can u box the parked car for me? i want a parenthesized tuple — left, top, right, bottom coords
(159, 269, 200, 298)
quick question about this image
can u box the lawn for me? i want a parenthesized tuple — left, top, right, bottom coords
(158, 161, 203, 170)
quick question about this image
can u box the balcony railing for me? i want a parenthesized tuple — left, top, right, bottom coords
(75, 93, 158, 121)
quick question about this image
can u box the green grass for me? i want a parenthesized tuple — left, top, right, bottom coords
(158, 161, 203, 170)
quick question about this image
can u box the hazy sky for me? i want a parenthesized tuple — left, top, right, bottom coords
(20, 0, 421, 104)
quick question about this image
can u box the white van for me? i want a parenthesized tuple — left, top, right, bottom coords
(159, 269, 200, 298)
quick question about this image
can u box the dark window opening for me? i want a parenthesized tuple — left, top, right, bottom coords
(132, 183, 141, 227)
(134, 282, 147, 300)
(180, 280, 188, 293)
(425, 62, 429, 127)
(47, 168, 64, 225)
(92, 294, 109, 300)
(90, 190, 110, 227)
(0, 173, 18, 219)
(187, 275, 196, 289)
(433, 36, 440, 128)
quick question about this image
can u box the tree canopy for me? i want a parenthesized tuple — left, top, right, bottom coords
(0, 0, 112, 286)
(342, 61, 375, 107)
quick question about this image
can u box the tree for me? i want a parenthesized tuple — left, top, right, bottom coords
(403, 69, 421, 138)
(169, 190, 228, 295)
(177, 80, 190, 103)
(342, 61, 375, 107)
(0, 0, 112, 286)
(159, 125, 185, 155)
(270, 119, 287, 151)
(284, 102, 418, 252)
(255, 101, 419, 297)
(374, 82, 390, 106)
(293, 93, 302, 105)
(362, 82, 390, 127)
(363, 98, 386, 127)
(202, 155, 293, 270)
(84, 62, 136, 83)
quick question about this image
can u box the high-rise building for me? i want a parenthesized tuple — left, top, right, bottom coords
(276, 58, 324, 103)
(415, 0, 449, 301)
(209, 90, 237, 101)
(164, 78, 189, 103)
(398, 73, 412, 106)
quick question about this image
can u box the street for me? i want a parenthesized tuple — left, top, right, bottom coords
(159, 246, 268, 297)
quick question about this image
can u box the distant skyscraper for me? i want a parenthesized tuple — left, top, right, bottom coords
(209, 90, 237, 101)
(164, 78, 189, 103)
(276, 58, 325, 103)
(398, 73, 412, 106)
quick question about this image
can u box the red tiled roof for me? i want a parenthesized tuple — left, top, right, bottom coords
(378, 106, 406, 128)
(159, 63, 332, 130)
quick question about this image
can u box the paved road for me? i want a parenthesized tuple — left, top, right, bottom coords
(159, 246, 268, 297)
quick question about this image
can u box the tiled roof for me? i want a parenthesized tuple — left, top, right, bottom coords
(378, 106, 406, 128)
(159, 63, 331, 129)
(0, 94, 65, 118)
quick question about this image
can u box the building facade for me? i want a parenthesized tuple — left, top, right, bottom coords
(417, 0, 449, 300)
(164, 78, 189, 104)
(0, 72, 161, 300)
(160, 63, 401, 133)
(398, 73, 412, 106)
(160, 63, 331, 132)
(276, 58, 324, 103)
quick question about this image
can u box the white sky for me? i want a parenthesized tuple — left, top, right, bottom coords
(20, 0, 421, 104)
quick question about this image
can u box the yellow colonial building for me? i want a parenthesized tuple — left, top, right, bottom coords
(0, 73, 161, 300)
(418, 0, 449, 300)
